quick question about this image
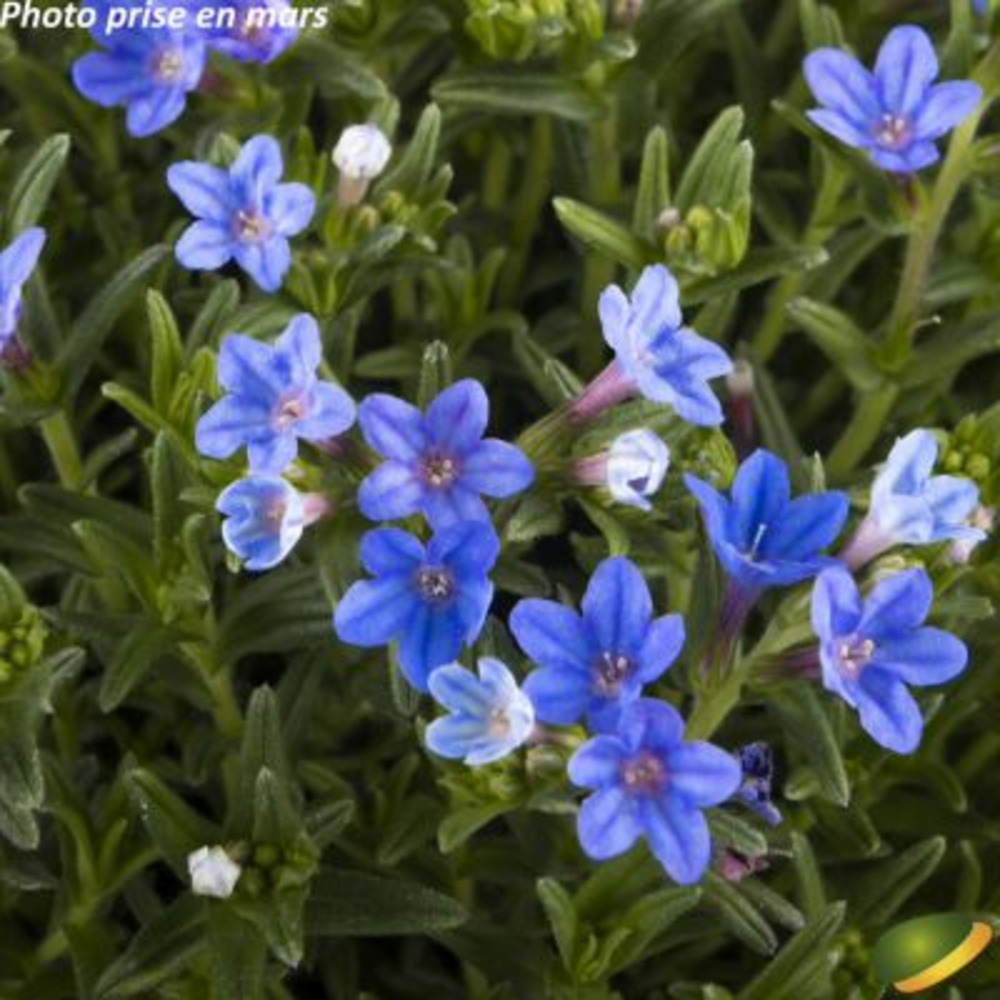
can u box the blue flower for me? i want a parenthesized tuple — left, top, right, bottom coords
(804, 25, 982, 173)
(217, 475, 315, 571)
(812, 565, 968, 753)
(0, 228, 46, 352)
(568, 699, 741, 885)
(357, 379, 535, 529)
(685, 449, 849, 596)
(571, 265, 732, 427)
(510, 557, 685, 732)
(72, 1, 207, 138)
(733, 742, 782, 827)
(333, 521, 500, 692)
(974, 0, 986, 12)
(425, 658, 535, 766)
(195, 0, 298, 63)
(843, 429, 984, 568)
(167, 134, 315, 292)
(196, 314, 356, 474)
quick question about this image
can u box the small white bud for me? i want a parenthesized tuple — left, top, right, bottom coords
(949, 505, 994, 564)
(187, 845, 242, 899)
(607, 430, 670, 511)
(726, 359, 754, 399)
(332, 123, 392, 206)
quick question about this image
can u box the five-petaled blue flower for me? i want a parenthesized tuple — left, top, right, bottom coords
(334, 521, 500, 692)
(804, 25, 982, 173)
(357, 379, 535, 529)
(72, 1, 207, 138)
(685, 449, 849, 597)
(812, 565, 968, 754)
(196, 314, 356, 474)
(573, 265, 732, 427)
(569, 699, 741, 885)
(0, 228, 46, 353)
(167, 134, 315, 292)
(195, 0, 299, 63)
(510, 556, 685, 732)
(843, 429, 984, 568)
(217, 475, 306, 571)
(425, 658, 535, 766)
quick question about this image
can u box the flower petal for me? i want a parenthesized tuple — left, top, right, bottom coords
(428, 662, 492, 714)
(167, 162, 234, 220)
(234, 237, 291, 293)
(568, 736, 628, 789)
(598, 283, 630, 354)
(297, 382, 357, 441)
(398, 606, 467, 691)
(730, 449, 791, 550)
(461, 439, 535, 497)
(859, 568, 932, 639)
(874, 628, 967, 686)
(358, 393, 427, 462)
(195, 395, 268, 460)
(914, 81, 982, 140)
(874, 25, 939, 116)
(806, 108, 871, 148)
(431, 520, 500, 575)
(175, 220, 234, 271)
(0, 228, 46, 291)
(856, 668, 924, 753)
(126, 87, 188, 138)
(247, 431, 298, 474)
(266, 182, 315, 236)
(72, 51, 147, 107)
(358, 462, 425, 522)
(425, 379, 489, 454)
(640, 796, 711, 885)
(523, 666, 591, 726)
(634, 613, 685, 684)
(666, 742, 742, 808)
(684, 473, 732, 549)
(581, 556, 652, 654)
(510, 599, 591, 676)
(577, 787, 642, 860)
(804, 48, 880, 124)
(232, 134, 284, 202)
(425, 714, 490, 761)
(334, 575, 417, 647)
(762, 490, 849, 561)
(358, 527, 425, 576)
(869, 141, 940, 173)
(811, 565, 863, 641)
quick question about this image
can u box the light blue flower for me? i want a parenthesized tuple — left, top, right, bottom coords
(167, 134, 315, 292)
(843, 429, 984, 568)
(357, 379, 534, 529)
(195, 0, 298, 63)
(607, 429, 670, 510)
(685, 449, 849, 597)
(425, 658, 535, 766)
(72, 0, 207, 137)
(0, 228, 46, 352)
(804, 25, 982, 173)
(510, 556, 685, 732)
(333, 521, 500, 692)
(569, 699, 741, 885)
(217, 475, 316, 571)
(196, 314, 356, 475)
(812, 565, 968, 753)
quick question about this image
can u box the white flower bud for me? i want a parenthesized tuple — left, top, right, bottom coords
(332, 123, 392, 206)
(607, 430, 670, 510)
(187, 845, 242, 899)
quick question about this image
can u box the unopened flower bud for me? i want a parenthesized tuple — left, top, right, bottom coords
(188, 845, 242, 899)
(332, 123, 392, 206)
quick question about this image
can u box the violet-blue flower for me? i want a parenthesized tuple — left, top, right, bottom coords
(804, 25, 982, 173)
(570, 265, 733, 427)
(195, 0, 298, 63)
(812, 565, 967, 754)
(685, 449, 849, 597)
(357, 379, 535, 529)
(333, 521, 500, 692)
(0, 228, 46, 353)
(196, 314, 356, 474)
(217, 475, 328, 571)
(842, 429, 984, 569)
(425, 658, 535, 766)
(167, 134, 315, 292)
(733, 743, 782, 827)
(72, 1, 207, 138)
(510, 556, 685, 732)
(569, 699, 741, 885)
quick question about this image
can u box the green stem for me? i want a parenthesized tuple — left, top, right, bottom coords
(826, 384, 899, 481)
(39, 410, 84, 489)
(686, 667, 745, 741)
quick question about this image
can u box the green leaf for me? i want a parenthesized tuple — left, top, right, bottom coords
(126, 768, 220, 874)
(537, 878, 578, 973)
(7, 133, 70, 235)
(633, 126, 671, 240)
(0, 710, 44, 849)
(676, 107, 751, 213)
(437, 802, 511, 854)
(377, 103, 441, 196)
(785, 297, 882, 391)
(207, 907, 267, 1000)
(851, 837, 946, 927)
(417, 340, 453, 408)
(702, 872, 778, 956)
(58, 245, 170, 402)
(234, 686, 291, 835)
(737, 902, 846, 1000)
(306, 868, 468, 936)
(147, 290, 183, 414)
(684, 246, 828, 305)
(432, 73, 605, 122)
(708, 811, 769, 859)
(604, 887, 701, 975)
(252, 767, 300, 847)
(99, 619, 175, 712)
(770, 683, 850, 806)
(94, 895, 206, 998)
(553, 197, 648, 269)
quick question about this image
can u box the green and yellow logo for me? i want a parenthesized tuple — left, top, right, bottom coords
(872, 913, 997, 994)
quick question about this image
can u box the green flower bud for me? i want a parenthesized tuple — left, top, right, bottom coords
(679, 431, 737, 489)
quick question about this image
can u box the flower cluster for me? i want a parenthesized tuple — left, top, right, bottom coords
(72, 0, 300, 137)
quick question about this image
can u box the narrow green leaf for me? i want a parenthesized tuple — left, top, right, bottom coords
(99, 619, 174, 712)
(786, 297, 882, 391)
(537, 878, 578, 973)
(851, 837, 947, 927)
(553, 197, 648, 270)
(147, 290, 183, 414)
(433, 73, 605, 122)
(7, 133, 70, 234)
(702, 872, 778, 956)
(633, 126, 671, 239)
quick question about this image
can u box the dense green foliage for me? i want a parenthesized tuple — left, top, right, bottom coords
(1, 0, 1000, 997)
